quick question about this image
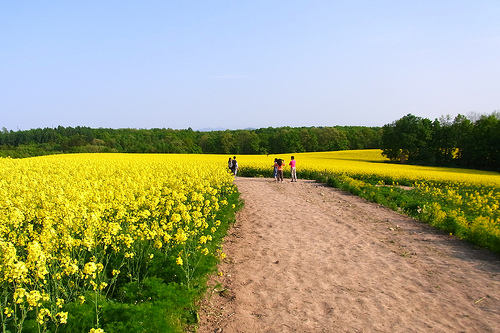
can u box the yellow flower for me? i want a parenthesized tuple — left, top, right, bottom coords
(108, 222, 122, 235)
(89, 328, 105, 333)
(96, 263, 104, 273)
(57, 311, 68, 324)
(83, 262, 97, 275)
(37, 308, 51, 324)
(89, 280, 98, 290)
(4, 307, 14, 318)
(176, 256, 183, 266)
(171, 213, 182, 223)
(26, 290, 42, 307)
(56, 298, 64, 308)
(174, 229, 188, 243)
(9, 261, 29, 282)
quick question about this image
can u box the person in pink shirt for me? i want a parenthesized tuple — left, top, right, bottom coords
(289, 156, 297, 182)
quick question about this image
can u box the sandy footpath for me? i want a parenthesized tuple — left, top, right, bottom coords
(197, 177, 500, 333)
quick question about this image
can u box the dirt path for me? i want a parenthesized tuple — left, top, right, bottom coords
(198, 177, 500, 333)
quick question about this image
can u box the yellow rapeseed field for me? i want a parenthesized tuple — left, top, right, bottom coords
(1, 150, 499, 332)
(0, 153, 237, 332)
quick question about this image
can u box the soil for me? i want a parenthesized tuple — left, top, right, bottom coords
(197, 177, 500, 333)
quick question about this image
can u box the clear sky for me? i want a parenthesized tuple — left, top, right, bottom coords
(1, 1, 499, 131)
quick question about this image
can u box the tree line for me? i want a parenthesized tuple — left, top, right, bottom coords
(0, 125, 382, 158)
(381, 112, 500, 171)
(2, 112, 498, 172)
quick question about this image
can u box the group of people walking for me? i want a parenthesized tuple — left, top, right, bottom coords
(273, 156, 297, 182)
(228, 155, 297, 183)
(228, 156, 239, 176)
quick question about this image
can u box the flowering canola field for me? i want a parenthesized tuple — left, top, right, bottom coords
(1, 150, 499, 332)
(0, 153, 237, 333)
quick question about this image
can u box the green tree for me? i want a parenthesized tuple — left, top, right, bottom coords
(381, 114, 433, 163)
(468, 114, 500, 170)
(299, 128, 319, 152)
(218, 131, 236, 154)
(198, 133, 218, 153)
(451, 114, 474, 166)
(313, 127, 349, 152)
(236, 130, 261, 154)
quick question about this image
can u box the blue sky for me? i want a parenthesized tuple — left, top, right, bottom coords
(1, 1, 499, 131)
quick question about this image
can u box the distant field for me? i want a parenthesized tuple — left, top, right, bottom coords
(236, 149, 500, 186)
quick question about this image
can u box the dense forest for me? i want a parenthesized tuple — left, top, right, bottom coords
(381, 112, 500, 171)
(0, 125, 381, 158)
(2, 112, 498, 172)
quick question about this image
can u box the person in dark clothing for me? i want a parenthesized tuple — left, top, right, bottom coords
(231, 156, 238, 176)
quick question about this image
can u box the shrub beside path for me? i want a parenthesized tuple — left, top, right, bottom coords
(198, 177, 500, 333)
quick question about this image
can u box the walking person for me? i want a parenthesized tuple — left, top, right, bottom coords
(228, 157, 233, 172)
(231, 156, 238, 176)
(289, 156, 297, 182)
(276, 158, 284, 182)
